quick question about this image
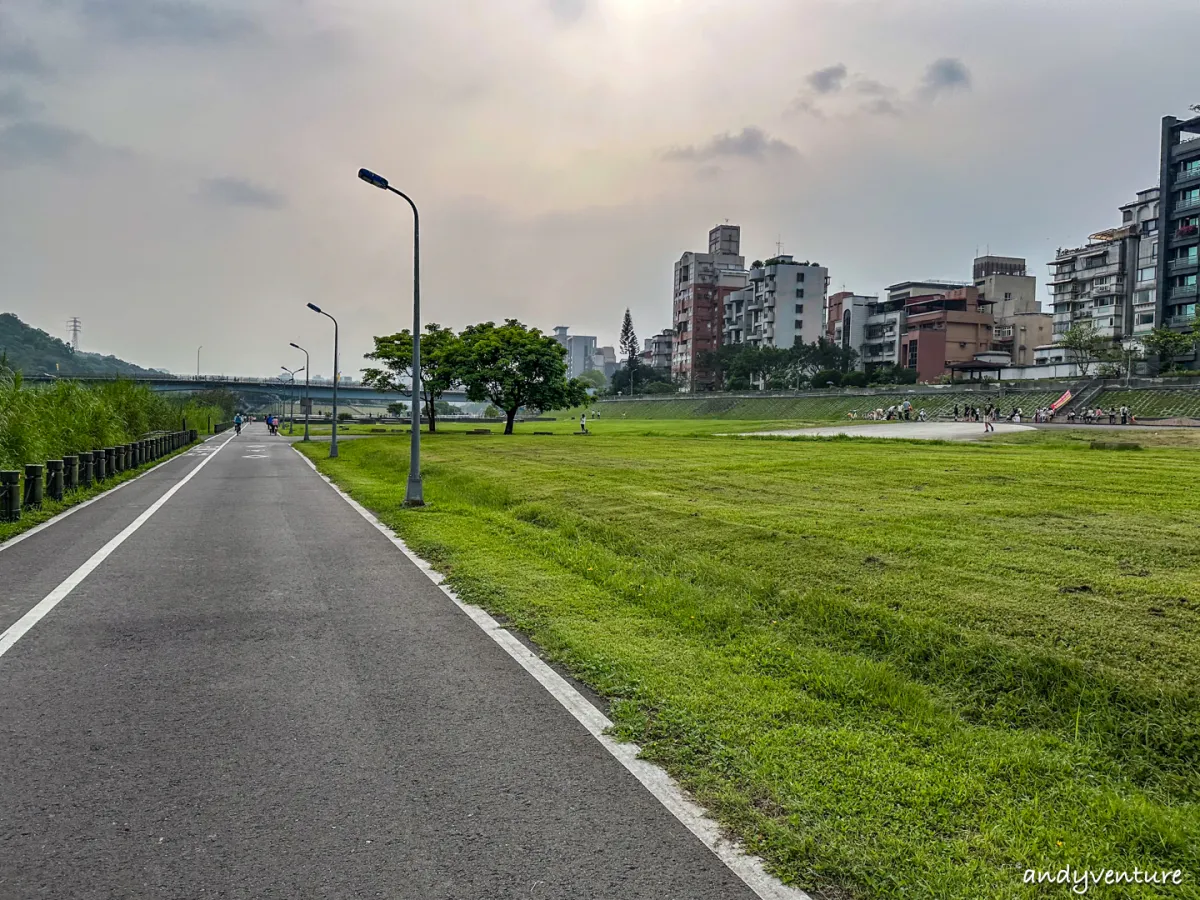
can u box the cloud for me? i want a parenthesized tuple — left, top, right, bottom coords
(860, 97, 902, 117)
(547, 0, 587, 25)
(919, 58, 971, 100)
(0, 87, 42, 119)
(71, 0, 260, 46)
(0, 121, 118, 169)
(0, 34, 53, 78)
(198, 176, 286, 210)
(663, 127, 798, 163)
(807, 64, 847, 95)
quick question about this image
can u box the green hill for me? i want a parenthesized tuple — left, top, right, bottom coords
(0, 313, 163, 378)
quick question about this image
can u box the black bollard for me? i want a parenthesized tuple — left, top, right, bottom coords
(46, 460, 65, 502)
(79, 451, 93, 488)
(64, 455, 79, 492)
(23, 464, 44, 510)
(105, 447, 116, 478)
(0, 470, 20, 522)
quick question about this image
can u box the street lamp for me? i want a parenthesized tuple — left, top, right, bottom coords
(290, 342, 311, 441)
(358, 166, 423, 506)
(306, 302, 339, 458)
(196, 345, 202, 379)
(282, 365, 305, 435)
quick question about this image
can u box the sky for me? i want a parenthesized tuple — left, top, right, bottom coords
(0, 0, 1197, 378)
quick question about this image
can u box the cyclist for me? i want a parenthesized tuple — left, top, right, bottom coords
(234, 413, 243, 435)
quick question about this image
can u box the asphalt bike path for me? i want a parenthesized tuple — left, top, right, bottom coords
(0, 423, 763, 899)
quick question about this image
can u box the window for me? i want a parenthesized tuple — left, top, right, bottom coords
(1137, 266, 1156, 283)
(795, 303, 804, 314)
(1149, 240, 1159, 259)
(1123, 210, 1134, 223)
(1182, 188, 1200, 202)
(907, 339, 918, 369)
(1135, 289, 1156, 305)
(1143, 220, 1159, 235)
(795, 320, 803, 330)
(1004, 292, 1012, 301)
(1136, 312, 1155, 326)
(1185, 160, 1200, 173)
(795, 288, 805, 298)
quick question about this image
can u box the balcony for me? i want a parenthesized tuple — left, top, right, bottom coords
(1091, 304, 1117, 316)
(1177, 167, 1200, 188)
(1171, 137, 1200, 160)
(1169, 284, 1198, 300)
(1091, 280, 1124, 296)
(1169, 256, 1199, 272)
(1166, 314, 1196, 327)
(1176, 197, 1200, 214)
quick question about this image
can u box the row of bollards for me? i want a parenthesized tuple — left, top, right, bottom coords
(0, 429, 198, 523)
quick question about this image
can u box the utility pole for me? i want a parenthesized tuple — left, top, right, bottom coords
(67, 318, 82, 351)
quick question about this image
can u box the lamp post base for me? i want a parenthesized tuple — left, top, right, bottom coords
(404, 476, 424, 507)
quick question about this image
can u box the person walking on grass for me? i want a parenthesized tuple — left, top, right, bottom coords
(580, 412, 588, 434)
(984, 406, 995, 433)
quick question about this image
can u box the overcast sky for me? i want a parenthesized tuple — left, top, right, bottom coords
(1, 0, 1196, 377)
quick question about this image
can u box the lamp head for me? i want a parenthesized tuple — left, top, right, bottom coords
(290, 342, 300, 349)
(306, 302, 321, 313)
(358, 168, 389, 190)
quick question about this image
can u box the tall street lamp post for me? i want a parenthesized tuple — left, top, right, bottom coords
(282, 366, 305, 434)
(290, 342, 311, 441)
(196, 345, 202, 379)
(358, 167, 423, 506)
(306, 303, 339, 458)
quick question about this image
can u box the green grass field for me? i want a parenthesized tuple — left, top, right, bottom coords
(297, 422, 1199, 899)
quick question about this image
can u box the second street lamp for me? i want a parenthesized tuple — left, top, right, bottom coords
(358, 166, 423, 506)
(290, 342, 311, 441)
(282, 365, 305, 435)
(306, 302, 339, 458)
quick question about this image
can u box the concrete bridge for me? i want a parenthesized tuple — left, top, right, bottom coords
(23, 373, 469, 406)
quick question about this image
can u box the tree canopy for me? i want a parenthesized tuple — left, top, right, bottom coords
(362, 323, 460, 432)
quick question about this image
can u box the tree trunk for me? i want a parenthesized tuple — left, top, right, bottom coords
(426, 395, 436, 433)
(505, 408, 517, 435)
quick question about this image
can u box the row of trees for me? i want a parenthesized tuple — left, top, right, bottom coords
(1060, 321, 1200, 377)
(362, 320, 588, 434)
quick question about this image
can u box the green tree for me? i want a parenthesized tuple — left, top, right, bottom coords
(1060, 323, 1106, 376)
(619, 309, 640, 394)
(362, 323, 461, 433)
(386, 401, 408, 417)
(457, 320, 589, 434)
(579, 368, 607, 390)
(1140, 328, 1195, 373)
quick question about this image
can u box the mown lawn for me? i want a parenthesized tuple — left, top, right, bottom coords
(297, 426, 1199, 900)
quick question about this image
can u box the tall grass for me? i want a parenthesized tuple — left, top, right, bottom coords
(0, 373, 225, 469)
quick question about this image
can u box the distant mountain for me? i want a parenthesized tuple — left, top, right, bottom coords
(0, 313, 164, 377)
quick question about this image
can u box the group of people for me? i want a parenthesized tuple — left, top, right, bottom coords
(232, 413, 281, 435)
(1066, 405, 1135, 425)
(860, 400, 926, 422)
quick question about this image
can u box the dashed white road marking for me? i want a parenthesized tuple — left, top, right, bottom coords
(293, 447, 811, 900)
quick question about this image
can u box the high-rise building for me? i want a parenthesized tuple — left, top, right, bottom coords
(672, 225, 747, 390)
(1158, 113, 1200, 339)
(724, 255, 828, 352)
(552, 326, 598, 379)
(824, 292, 875, 370)
(897, 286, 997, 382)
(643, 330, 674, 371)
(1047, 189, 1159, 345)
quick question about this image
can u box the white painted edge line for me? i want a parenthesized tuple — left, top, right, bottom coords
(0, 433, 236, 661)
(292, 446, 811, 900)
(0, 431, 224, 556)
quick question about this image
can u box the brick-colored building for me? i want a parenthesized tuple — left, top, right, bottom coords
(898, 286, 997, 382)
(672, 225, 746, 391)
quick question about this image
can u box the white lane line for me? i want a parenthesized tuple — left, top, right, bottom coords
(293, 448, 811, 900)
(0, 432, 224, 557)
(0, 433, 236, 662)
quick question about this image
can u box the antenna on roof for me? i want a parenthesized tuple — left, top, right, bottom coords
(776, 235, 784, 256)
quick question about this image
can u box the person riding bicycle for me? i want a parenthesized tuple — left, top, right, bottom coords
(234, 413, 243, 435)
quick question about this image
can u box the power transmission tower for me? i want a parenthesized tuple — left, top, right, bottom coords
(67, 317, 82, 351)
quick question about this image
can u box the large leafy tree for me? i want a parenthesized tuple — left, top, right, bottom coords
(1060, 323, 1106, 376)
(1140, 328, 1195, 373)
(362, 323, 461, 433)
(457, 320, 589, 434)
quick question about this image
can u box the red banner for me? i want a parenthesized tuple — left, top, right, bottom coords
(1050, 390, 1072, 412)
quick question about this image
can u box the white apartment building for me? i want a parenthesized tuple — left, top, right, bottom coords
(724, 255, 828, 351)
(1048, 189, 1160, 343)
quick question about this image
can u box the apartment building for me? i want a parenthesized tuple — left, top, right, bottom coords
(824, 292, 875, 370)
(897, 286, 997, 382)
(1158, 113, 1200, 336)
(724, 255, 829, 351)
(673, 225, 747, 390)
(551, 326, 598, 379)
(859, 297, 907, 369)
(1047, 189, 1159, 344)
(642, 330, 673, 371)
(972, 256, 1051, 366)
